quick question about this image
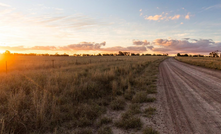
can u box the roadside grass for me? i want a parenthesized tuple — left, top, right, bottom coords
(110, 97, 126, 111)
(74, 128, 93, 134)
(146, 84, 157, 94)
(97, 126, 113, 134)
(128, 103, 141, 115)
(142, 127, 159, 134)
(175, 57, 221, 70)
(143, 107, 157, 118)
(132, 91, 156, 103)
(114, 112, 142, 130)
(96, 116, 112, 127)
(0, 56, 167, 133)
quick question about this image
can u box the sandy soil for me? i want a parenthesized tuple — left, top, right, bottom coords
(156, 57, 221, 134)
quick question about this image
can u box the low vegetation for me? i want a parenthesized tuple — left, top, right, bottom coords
(97, 126, 113, 134)
(115, 112, 142, 130)
(175, 57, 221, 70)
(143, 107, 157, 118)
(142, 127, 159, 134)
(132, 91, 156, 103)
(96, 117, 112, 127)
(0, 56, 166, 133)
(110, 97, 126, 110)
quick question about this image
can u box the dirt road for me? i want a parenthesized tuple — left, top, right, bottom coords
(156, 57, 221, 134)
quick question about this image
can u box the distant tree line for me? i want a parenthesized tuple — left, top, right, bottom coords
(177, 53, 204, 57)
(1, 50, 168, 57)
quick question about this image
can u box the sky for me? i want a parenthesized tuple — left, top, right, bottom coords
(0, 0, 221, 55)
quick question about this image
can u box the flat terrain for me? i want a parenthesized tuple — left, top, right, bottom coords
(0, 56, 166, 134)
(157, 57, 221, 133)
(175, 56, 221, 70)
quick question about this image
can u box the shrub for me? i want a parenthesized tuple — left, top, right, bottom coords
(143, 107, 156, 117)
(75, 128, 93, 134)
(96, 117, 112, 127)
(97, 126, 113, 134)
(132, 91, 156, 103)
(128, 103, 141, 115)
(142, 127, 159, 134)
(115, 112, 142, 130)
(110, 97, 126, 110)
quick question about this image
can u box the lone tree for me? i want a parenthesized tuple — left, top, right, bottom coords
(177, 53, 181, 56)
(4, 50, 11, 55)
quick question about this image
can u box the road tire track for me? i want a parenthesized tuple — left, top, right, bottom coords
(157, 58, 221, 134)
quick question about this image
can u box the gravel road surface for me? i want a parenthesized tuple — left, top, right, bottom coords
(157, 57, 221, 134)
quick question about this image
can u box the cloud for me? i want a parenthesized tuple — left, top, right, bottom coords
(145, 13, 181, 21)
(63, 42, 106, 50)
(185, 13, 190, 19)
(180, 22, 183, 24)
(0, 9, 108, 45)
(0, 41, 150, 53)
(139, 9, 142, 12)
(151, 38, 221, 54)
(2, 39, 221, 54)
(171, 15, 180, 20)
(0, 2, 11, 7)
(204, 4, 221, 10)
(100, 46, 147, 52)
(133, 40, 150, 46)
(140, 13, 143, 16)
(0, 9, 13, 15)
(0, 42, 106, 51)
(145, 15, 162, 21)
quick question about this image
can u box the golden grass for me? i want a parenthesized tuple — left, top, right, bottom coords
(175, 57, 221, 70)
(0, 56, 166, 133)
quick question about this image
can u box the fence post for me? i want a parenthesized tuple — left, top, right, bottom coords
(6, 61, 7, 74)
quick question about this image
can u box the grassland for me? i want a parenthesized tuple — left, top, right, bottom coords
(175, 57, 221, 70)
(0, 55, 166, 134)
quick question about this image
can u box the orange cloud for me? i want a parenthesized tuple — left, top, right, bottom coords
(145, 15, 162, 21)
(171, 15, 180, 20)
(133, 40, 150, 46)
(185, 13, 190, 19)
(145, 14, 181, 21)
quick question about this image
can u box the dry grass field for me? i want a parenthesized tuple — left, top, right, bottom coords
(0, 55, 166, 134)
(175, 57, 221, 70)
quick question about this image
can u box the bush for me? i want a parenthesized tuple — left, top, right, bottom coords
(142, 127, 159, 134)
(97, 126, 113, 134)
(110, 97, 126, 110)
(132, 91, 155, 103)
(96, 117, 112, 127)
(115, 112, 142, 130)
(143, 107, 156, 117)
(128, 103, 141, 115)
